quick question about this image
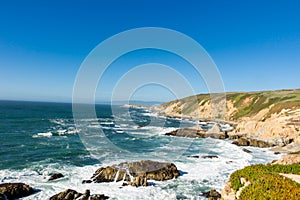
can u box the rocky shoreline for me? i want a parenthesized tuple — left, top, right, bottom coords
(148, 103, 300, 153)
(163, 123, 299, 151)
(0, 160, 180, 200)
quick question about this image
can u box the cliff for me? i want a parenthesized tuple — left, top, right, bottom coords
(154, 89, 300, 143)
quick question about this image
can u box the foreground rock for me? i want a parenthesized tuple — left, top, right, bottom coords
(50, 189, 82, 200)
(165, 126, 227, 139)
(89, 160, 180, 186)
(0, 183, 35, 200)
(90, 194, 109, 200)
(200, 189, 221, 200)
(50, 189, 109, 200)
(127, 175, 148, 187)
(48, 173, 64, 181)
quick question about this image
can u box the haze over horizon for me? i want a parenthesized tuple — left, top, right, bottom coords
(1, 0, 300, 103)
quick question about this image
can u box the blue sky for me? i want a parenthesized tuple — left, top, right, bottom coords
(0, 0, 300, 102)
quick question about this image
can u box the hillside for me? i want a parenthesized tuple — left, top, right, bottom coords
(154, 89, 300, 142)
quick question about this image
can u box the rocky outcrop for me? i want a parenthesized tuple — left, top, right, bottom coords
(50, 189, 109, 200)
(155, 89, 300, 148)
(127, 175, 148, 187)
(89, 160, 180, 186)
(201, 189, 221, 200)
(90, 194, 109, 200)
(165, 127, 226, 139)
(0, 183, 35, 200)
(221, 181, 236, 200)
(0, 194, 5, 200)
(272, 154, 300, 165)
(81, 189, 90, 200)
(50, 189, 82, 200)
(48, 173, 64, 181)
(202, 155, 218, 159)
(232, 137, 275, 148)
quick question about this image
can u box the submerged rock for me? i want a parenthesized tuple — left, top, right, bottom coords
(202, 155, 219, 159)
(201, 189, 221, 200)
(48, 173, 64, 181)
(187, 155, 200, 158)
(90, 160, 180, 186)
(242, 148, 252, 153)
(50, 189, 82, 200)
(0, 183, 35, 200)
(82, 180, 92, 184)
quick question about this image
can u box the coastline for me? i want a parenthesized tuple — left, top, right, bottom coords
(148, 89, 300, 154)
(1, 101, 298, 199)
(140, 90, 300, 199)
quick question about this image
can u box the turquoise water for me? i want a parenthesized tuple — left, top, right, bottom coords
(0, 101, 281, 199)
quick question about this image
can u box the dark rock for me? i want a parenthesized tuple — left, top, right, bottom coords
(202, 155, 218, 159)
(242, 148, 252, 153)
(81, 190, 90, 200)
(92, 166, 129, 183)
(90, 194, 109, 200)
(232, 137, 275, 148)
(187, 155, 200, 158)
(274, 152, 281, 155)
(82, 180, 92, 184)
(0, 194, 5, 200)
(0, 183, 35, 200)
(232, 137, 250, 146)
(48, 173, 64, 181)
(128, 175, 148, 187)
(228, 133, 247, 140)
(91, 160, 180, 185)
(200, 189, 221, 200)
(49, 189, 82, 200)
(165, 127, 226, 139)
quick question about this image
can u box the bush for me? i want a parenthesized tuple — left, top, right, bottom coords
(229, 163, 300, 199)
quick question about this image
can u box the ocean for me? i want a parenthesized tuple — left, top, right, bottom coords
(0, 100, 281, 199)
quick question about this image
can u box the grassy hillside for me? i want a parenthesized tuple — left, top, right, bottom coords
(229, 163, 300, 199)
(158, 89, 300, 121)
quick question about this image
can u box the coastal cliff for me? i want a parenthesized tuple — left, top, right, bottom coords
(154, 89, 300, 199)
(154, 89, 300, 147)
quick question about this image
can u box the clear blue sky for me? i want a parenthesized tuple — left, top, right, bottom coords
(0, 0, 300, 102)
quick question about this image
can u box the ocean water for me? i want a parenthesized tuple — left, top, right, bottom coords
(0, 101, 281, 199)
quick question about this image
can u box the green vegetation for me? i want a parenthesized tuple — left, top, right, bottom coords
(160, 89, 300, 120)
(230, 163, 300, 199)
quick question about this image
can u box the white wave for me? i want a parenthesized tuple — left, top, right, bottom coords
(32, 132, 53, 138)
(100, 121, 114, 125)
(87, 125, 101, 129)
(0, 138, 281, 200)
(115, 130, 124, 134)
(0, 144, 280, 200)
(49, 119, 67, 126)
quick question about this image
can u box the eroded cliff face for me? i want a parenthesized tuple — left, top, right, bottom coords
(154, 89, 300, 141)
